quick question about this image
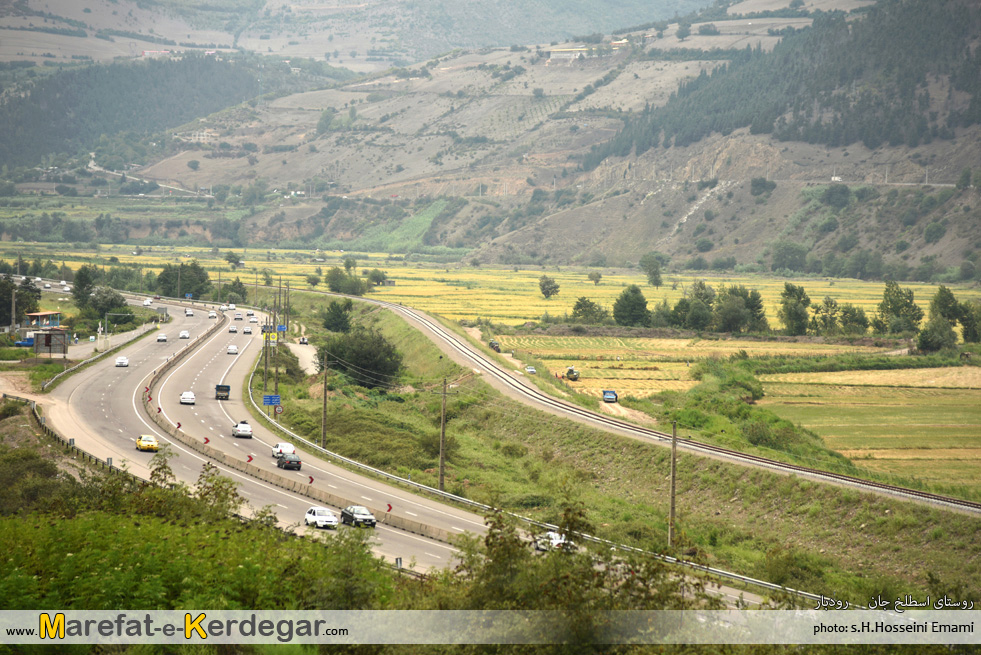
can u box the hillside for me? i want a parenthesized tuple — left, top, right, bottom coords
(1, 0, 979, 282)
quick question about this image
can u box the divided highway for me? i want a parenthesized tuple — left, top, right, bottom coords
(47, 302, 478, 571)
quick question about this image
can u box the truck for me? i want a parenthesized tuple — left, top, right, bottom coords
(565, 366, 580, 381)
(489, 339, 501, 353)
(14, 333, 35, 347)
(215, 384, 230, 400)
(602, 390, 619, 403)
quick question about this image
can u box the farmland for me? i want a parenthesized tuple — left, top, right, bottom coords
(759, 367, 981, 496)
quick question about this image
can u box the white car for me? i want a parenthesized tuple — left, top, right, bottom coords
(179, 330, 190, 339)
(208, 311, 217, 319)
(231, 421, 252, 438)
(143, 298, 153, 306)
(243, 326, 252, 334)
(34, 277, 42, 283)
(272, 442, 296, 458)
(219, 305, 228, 312)
(179, 391, 196, 405)
(525, 366, 537, 375)
(228, 304, 236, 310)
(157, 333, 168, 342)
(234, 313, 243, 320)
(304, 507, 338, 530)
(534, 531, 575, 552)
(227, 345, 238, 355)
(228, 325, 237, 333)
(59, 280, 67, 286)
(115, 356, 129, 367)
(246, 310, 255, 317)
(43, 283, 51, 289)
(185, 309, 193, 317)
(249, 316, 259, 323)
(62, 286, 71, 292)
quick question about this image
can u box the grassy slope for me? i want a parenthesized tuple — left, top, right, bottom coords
(270, 290, 981, 605)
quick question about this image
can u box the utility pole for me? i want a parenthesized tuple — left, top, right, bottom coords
(274, 276, 281, 395)
(669, 420, 678, 549)
(10, 286, 16, 333)
(217, 269, 221, 302)
(177, 263, 182, 300)
(432, 378, 458, 492)
(321, 354, 330, 448)
(285, 280, 290, 331)
(254, 270, 259, 307)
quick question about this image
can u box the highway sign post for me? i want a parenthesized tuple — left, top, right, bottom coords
(262, 395, 281, 406)
(274, 405, 283, 415)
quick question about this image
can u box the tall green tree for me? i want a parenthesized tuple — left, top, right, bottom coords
(71, 264, 100, 308)
(156, 261, 211, 299)
(777, 282, 811, 336)
(613, 285, 649, 327)
(638, 252, 663, 288)
(570, 297, 608, 324)
(0, 275, 40, 325)
(321, 299, 353, 333)
(317, 327, 403, 389)
(875, 280, 924, 333)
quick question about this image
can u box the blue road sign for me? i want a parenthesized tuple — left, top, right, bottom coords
(277, 325, 287, 332)
(262, 395, 281, 406)
(185, 293, 193, 299)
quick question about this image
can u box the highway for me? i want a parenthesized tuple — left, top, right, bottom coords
(45, 302, 472, 572)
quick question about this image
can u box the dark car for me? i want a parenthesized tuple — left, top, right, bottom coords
(340, 505, 376, 527)
(277, 453, 301, 470)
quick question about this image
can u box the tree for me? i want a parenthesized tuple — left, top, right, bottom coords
(0, 275, 40, 325)
(771, 241, 809, 272)
(917, 317, 957, 352)
(777, 282, 811, 336)
(343, 257, 357, 274)
(712, 292, 750, 333)
(587, 271, 602, 286)
(811, 297, 840, 335)
(71, 264, 100, 308)
(876, 281, 924, 333)
(223, 251, 240, 266)
(570, 297, 608, 324)
(929, 286, 961, 325)
(222, 277, 248, 302)
(613, 285, 649, 327)
(89, 286, 130, 318)
(156, 261, 211, 299)
(685, 299, 712, 330)
(539, 275, 559, 299)
(187, 160, 200, 171)
(676, 23, 691, 40)
(318, 327, 403, 388)
(321, 299, 352, 333)
(305, 275, 320, 287)
(839, 304, 869, 335)
(366, 269, 387, 286)
(638, 252, 663, 288)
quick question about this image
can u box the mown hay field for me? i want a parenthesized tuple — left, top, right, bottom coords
(759, 369, 981, 495)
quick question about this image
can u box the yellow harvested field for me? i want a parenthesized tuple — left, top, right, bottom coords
(760, 367, 981, 389)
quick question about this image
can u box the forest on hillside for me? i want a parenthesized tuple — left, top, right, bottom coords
(584, 0, 981, 169)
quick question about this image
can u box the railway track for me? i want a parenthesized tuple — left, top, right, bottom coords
(375, 299, 981, 515)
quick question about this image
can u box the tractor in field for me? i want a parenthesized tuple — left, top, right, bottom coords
(565, 366, 580, 381)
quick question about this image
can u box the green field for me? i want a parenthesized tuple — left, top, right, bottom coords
(759, 369, 981, 496)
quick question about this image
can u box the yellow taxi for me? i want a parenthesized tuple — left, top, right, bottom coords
(135, 435, 159, 452)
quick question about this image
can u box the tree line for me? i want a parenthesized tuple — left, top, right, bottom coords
(557, 273, 979, 352)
